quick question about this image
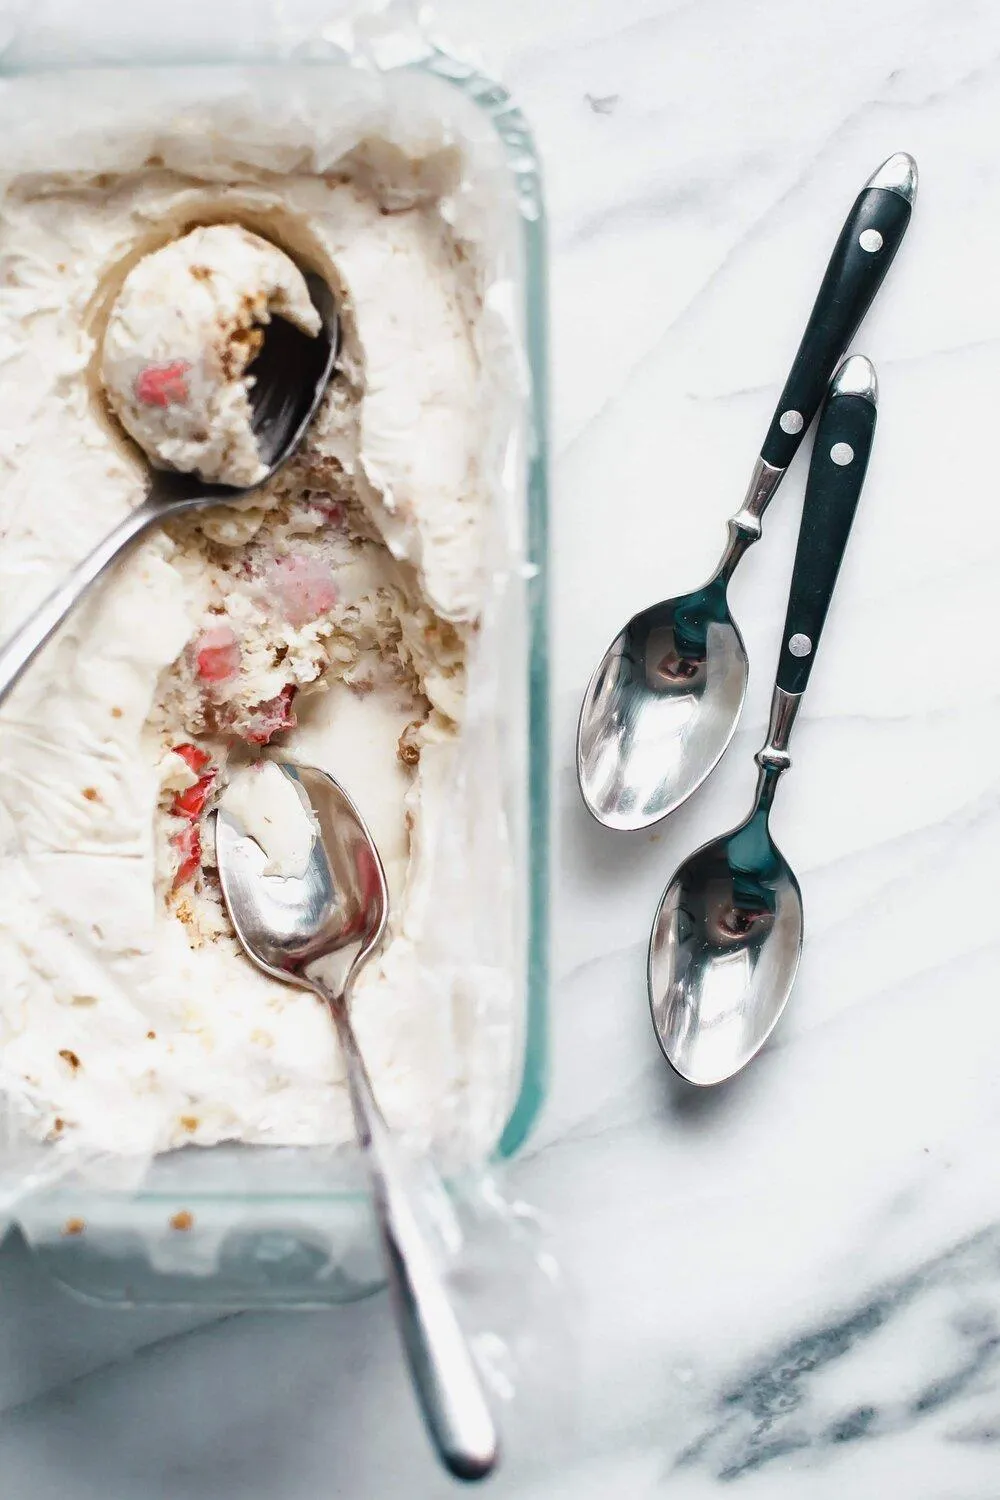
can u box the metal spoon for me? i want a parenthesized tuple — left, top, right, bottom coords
(578, 153, 915, 830)
(215, 761, 499, 1482)
(0, 273, 339, 708)
(648, 355, 877, 1086)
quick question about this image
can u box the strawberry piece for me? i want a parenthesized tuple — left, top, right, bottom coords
(171, 823, 202, 888)
(195, 625, 241, 684)
(242, 684, 297, 746)
(135, 360, 190, 408)
(313, 498, 346, 527)
(173, 742, 212, 775)
(268, 554, 338, 627)
(172, 769, 215, 820)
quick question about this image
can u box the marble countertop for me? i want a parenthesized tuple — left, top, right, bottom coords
(3, 0, 1000, 1494)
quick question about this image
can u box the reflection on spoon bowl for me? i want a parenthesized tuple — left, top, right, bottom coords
(577, 581, 749, 831)
(648, 812, 803, 1087)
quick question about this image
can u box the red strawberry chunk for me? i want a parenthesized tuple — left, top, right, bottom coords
(171, 823, 202, 889)
(269, 554, 338, 627)
(313, 498, 346, 527)
(195, 625, 241, 684)
(173, 742, 212, 775)
(135, 360, 190, 408)
(242, 684, 297, 746)
(172, 769, 216, 820)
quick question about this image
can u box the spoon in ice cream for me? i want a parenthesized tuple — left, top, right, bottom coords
(577, 153, 915, 830)
(0, 232, 338, 709)
(648, 356, 877, 1085)
(215, 760, 499, 1483)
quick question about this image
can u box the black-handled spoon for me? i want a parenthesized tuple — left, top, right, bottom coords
(761, 154, 912, 468)
(577, 153, 914, 832)
(648, 355, 878, 1086)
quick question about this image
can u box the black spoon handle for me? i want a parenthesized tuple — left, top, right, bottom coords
(776, 355, 877, 696)
(760, 153, 914, 472)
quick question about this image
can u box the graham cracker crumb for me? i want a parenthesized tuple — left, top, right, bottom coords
(62, 1218, 86, 1237)
(170, 1210, 195, 1232)
(59, 1049, 81, 1071)
(397, 720, 423, 767)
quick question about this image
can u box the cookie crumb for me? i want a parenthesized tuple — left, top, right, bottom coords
(59, 1049, 81, 1071)
(82, 786, 101, 802)
(397, 720, 423, 767)
(146, 1031, 157, 1041)
(170, 1210, 194, 1232)
(62, 1218, 86, 1237)
(179, 1115, 199, 1132)
(111, 706, 123, 718)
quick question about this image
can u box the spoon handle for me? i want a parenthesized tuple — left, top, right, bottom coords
(0, 498, 162, 708)
(324, 992, 499, 1482)
(775, 355, 878, 697)
(759, 153, 914, 473)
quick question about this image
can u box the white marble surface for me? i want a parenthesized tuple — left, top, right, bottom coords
(4, 0, 1000, 1494)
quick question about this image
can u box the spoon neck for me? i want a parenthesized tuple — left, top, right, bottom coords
(751, 686, 802, 814)
(717, 457, 786, 583)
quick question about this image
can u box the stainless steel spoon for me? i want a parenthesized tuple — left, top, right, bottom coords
(0, 273, 339, 708)
(578, 153, 915, 830)
(215, 761, 499, 1482)
(648, 355, 877, 1086)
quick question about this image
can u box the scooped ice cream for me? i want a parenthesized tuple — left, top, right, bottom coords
(100, 224, 321, 487)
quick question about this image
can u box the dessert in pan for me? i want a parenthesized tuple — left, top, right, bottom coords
(0, 128, 516, 1162)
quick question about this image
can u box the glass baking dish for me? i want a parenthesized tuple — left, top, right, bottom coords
(0, 38, 549, 1307)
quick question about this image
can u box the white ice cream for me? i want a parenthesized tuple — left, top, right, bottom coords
(0, 77, 523, 1168)
(221, 762, 318, 880)
(101, 224, 320, 487)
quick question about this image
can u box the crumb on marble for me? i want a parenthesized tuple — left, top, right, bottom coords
(170, 1210, 195, 1232)
(62, 1217, 86, 1237)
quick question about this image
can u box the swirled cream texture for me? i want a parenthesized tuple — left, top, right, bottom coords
(0, 95, 519, 1166)
(101, 224, 321, 487)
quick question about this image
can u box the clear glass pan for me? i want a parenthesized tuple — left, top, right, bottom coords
(1, 42, 549, 1307)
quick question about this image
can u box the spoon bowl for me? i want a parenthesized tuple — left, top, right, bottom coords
(215, 760, 387, 992)
(649, 813, 802, 1086)
(578, 582, 748, 828)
